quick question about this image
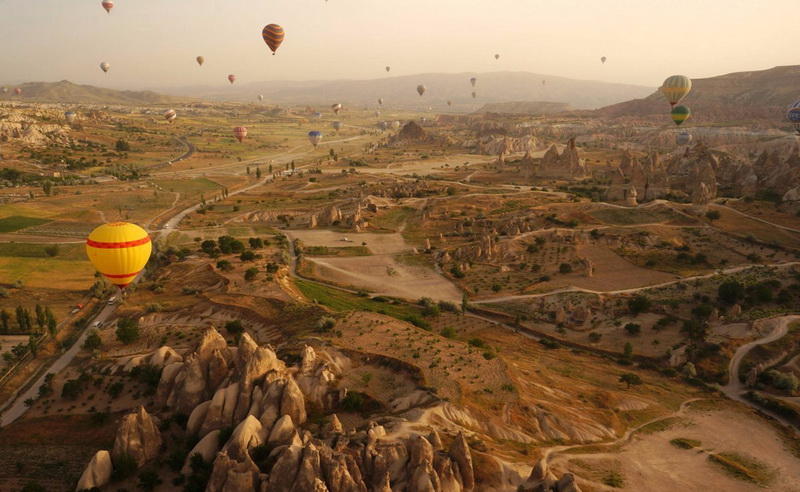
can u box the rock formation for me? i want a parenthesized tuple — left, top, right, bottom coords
(112, 406, 162, 467)
(75, 450, 113, 491)
(535, 138, 587, 179)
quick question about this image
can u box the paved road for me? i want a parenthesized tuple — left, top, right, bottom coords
(0, 302, 118, 427)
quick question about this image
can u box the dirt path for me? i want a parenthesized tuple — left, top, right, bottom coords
(712, 201, 800, 234)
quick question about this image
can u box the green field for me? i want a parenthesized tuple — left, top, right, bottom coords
(152, 177, 224, 195)
(0, 215, 51, 233)
(0, 242, 85, 260)
(590, 207, 689, 226)
(295, 278, 421, 320)
(303, 245, 370, 257)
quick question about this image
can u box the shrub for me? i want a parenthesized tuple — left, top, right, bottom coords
(115, 318, 140, 344)
(440, 327, 457, 339)
(83, 330, 101, 350)
(224, 320, 244, 337)
(624, 323, 641, 336)
(627, 295, 651, 314)
(316, 316, 336, 332)
(244, 267, 259, 281)
(559, 263, 573, 274)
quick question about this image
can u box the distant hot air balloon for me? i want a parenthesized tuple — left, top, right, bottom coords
(377, 98, 384, 106)
(228, 74, 236, 84)
(660, 75, 692, 107)
(308, 130, 323, 148)
(472, 91, 477, 99)
(65, 111, 77, 124)
(262, 24, 285, 55)
(385, 66, 391, 73)
(86, 222, 152, 289)
(601, 56, 607, 64)
(332, 121, 343, 132)
(14, 88, 21, 96)
(196, 56, 205, 66)
(470, 77, 477, 88)
(331, 103, 342, 115)
(164, 109, 177, 123)
(670, 105, 691, 126)
(392, 121, 401, 129)
(787, 100, 800, 134)
(1, 87, 8, 94)
(676, 131, 692, 145)
(416, 84, 426, 96)
(258, 94, 264, 102)
(379, 121, 389, 131)
(447, 100, 452, 107)
(542, 79, 546, 86)
(233, 126, 248, 142)
(101, 0, 113, 13)
(494, 54, 500, 60)
(313, 112, 322, 119)
(100, 62, 110, 73)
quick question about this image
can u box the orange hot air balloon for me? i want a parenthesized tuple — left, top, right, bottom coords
(14, 88, 22, 96)
(101, 0, 113, 13)
(86, 222, 152, 289)
(234, 126, 248, 142)
(228, 74, 236, 84)
(262, 24, 285, 55)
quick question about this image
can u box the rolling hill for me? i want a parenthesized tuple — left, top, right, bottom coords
(0, 80, 188, 105)
(166, 72, 653, 111)
(596, 65, 800, 124)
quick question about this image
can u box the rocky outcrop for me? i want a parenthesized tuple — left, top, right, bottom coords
(75, 450, 112, 491)
(112, 406, 162, 467)
(535, 138, 587, 179)
(518, 459, 582, 492)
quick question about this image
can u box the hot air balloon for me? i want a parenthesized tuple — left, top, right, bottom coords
(14, 88, 21, 96)
(542, 80, 546, 86)
(392, 121, 401, 129)
(670, 105, 691, 126)
(65, 111, 77, 124)
(447, 100, 452, 107)
(332, 121, 343, 132)
(660, 75, 691, 107)
(258, 95, 264, 102)
(100, 62, 110, 73)
(416, 84, 426, 96)
(494, 54, 500, 60)
(262, 24, 285, 55)
(377, 98, 384, 106)
(472, 92, 477, 99)
(385, 66, 391, 73)
(1, 87, 8, 94)
(233, 127, 248, 142)
(86, 222, 152, 289)
(101, 0, 113, 13)
(164, 109, 177, 123)
(196, 56, 205, 66)
(308, 130, 322, 148)
(676, 131, 692, 145)
(601, 56, 607, 64)
(787, 100, 800, 134)
(228, 74, 236, 84)
(331, 103, 342, 115)
(470, 77, 477, 88)
(313, 112, 322, 119)
(379, 121, 389, 131)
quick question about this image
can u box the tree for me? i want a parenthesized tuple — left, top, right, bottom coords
(244, 267, 259, 281)
(44, 245, 59, 257)
(224, 320, 244, 338)
(83, 330, 101, 350)
(627, 295, 651, 314)
(240, 250, 256, 262)
(624, 323, 641, 336)
(268, 163, 273, 173)
(46, 313, 57, 336)
(248, 237, 264, 249)
(0, 309, 9, 334)
(559, 263, 573, 274)
(137, 470, 163, 491)
(216, 259, 233, 272)
(619, 373, 643, 389)
(623, 342, 633, 358)
(256, 167, 262, 179)
(35, 304, 45, 329)
(705, 210, 721, 221)
(116, 318, 140, 344)
(718, 280, 745, 305)
(681, 319, 707, 342)
(115, 139, 131, 152)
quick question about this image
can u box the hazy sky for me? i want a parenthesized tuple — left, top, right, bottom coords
(0, 0, 796, 90)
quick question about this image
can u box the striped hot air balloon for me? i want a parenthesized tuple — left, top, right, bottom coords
(308, 131, 322, 148)
(101, 0, 113, 13)
(164, 109, 177, 123)
(787, 100, 800, 134)
(233, 126, 248, 142)
(86, 222, 152, 289)
(262, 24, 285, 55)
(671, 105, 691, 126)
(196, 56, 205, 66)
(660, 75, 691, 106)
(228, 74, 236, 84)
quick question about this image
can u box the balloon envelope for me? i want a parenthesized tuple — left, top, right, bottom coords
(676, 131, 692, 145)
(101, 0, 113, 13)
(14, 88, 21, 95)
(660, 75, 692, 106)
(164, 109, 177, 123)
(100, 62, 110, 73)
(416, 84, 426, 96)
(671, 105, 691, 126)
(258, 95, 264, 101)
(262, 24, 285, 54)
(308, 131, 323, 147)
(331, 103, 342, 114)
(332, 121, 343, 131)
(787, 100, 800, 134)
(377, 98, 384, 105)
(228, 74, 236, 84)
(233, 126, 247, 142)
(470, 77, 477, 87)
(86, 222, 152, 289)
(196, 56, 204, 66)
(385, 66, 391, 72)
(494, 54, 500, 60)
(601, 56, 607, 64)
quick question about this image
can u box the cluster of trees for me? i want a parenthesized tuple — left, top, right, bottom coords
(201, 235, 267, 257)
(0, 304, 57, 335)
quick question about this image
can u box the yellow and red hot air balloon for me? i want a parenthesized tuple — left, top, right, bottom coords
(86, 222, 152, 289)
(228, 74, 236, 84)
(234, 126, 248, 142)
(101, 0, 113, 13)
(262, 24, 285, 55)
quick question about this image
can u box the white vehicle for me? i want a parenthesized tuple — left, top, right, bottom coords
(92, 321, 102, 328)
(108, 296, 117, 305)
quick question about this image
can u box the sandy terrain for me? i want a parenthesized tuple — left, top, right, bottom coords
(570, 244, 677, 291)
(306, 255, 462, 303)
(287, 230, 409, 255)
(0, 335, 28, 370)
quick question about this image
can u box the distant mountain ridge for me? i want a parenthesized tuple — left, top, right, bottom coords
(164, 71, 653, 111)
(596, 65, 800, 123)
(0, 80, 188, 105)
(474, 101, 571, 115)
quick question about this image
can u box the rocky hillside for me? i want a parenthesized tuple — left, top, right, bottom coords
(0, 80, 188, 105)
(474, 101, 570, 115)
(595, 65, 800, 125)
